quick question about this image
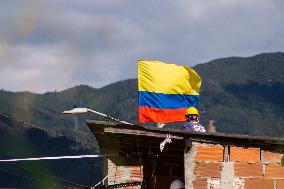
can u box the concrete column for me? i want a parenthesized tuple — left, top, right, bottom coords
(221, 161, 235, 189)
(184, 140, 196, 189)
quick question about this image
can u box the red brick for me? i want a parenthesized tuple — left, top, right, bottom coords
(193, 178, 207, 189)
(230, 147, 260, 162)
(194, 162, 221, 177)
(234, 163, 263, 177)
(125, 187, 140, 189)
(262, 151, 283, 163)
(195, 146, 224, 161)
(244, 178, 274, 189)
(276, 179, 284, 189)
(265, 164, 284, 178)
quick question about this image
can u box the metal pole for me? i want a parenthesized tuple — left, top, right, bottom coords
(86, 109, 132, 125)
(91, 159, 94, 186)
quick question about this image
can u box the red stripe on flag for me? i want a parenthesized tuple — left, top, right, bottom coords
(139, 106, 187, 124)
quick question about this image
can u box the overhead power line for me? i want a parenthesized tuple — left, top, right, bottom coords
(0, 113, 105, 188)
(0, 166, 77, 189)
(0, 113, 97, 150)
(4, 162, 91, 188)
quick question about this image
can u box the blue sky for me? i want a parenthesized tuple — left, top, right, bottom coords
(1, 0, 284, 93)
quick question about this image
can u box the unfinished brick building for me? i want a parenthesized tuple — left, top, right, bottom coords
(87, 121, 284, 189)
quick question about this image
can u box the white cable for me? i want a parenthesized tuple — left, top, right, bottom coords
(94, 175, 108, 187)
(0, 154, 104, 162)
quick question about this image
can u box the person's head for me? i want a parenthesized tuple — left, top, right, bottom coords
(185, 107, 199, 122)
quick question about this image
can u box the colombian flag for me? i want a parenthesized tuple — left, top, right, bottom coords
(138, 60, 201, 124)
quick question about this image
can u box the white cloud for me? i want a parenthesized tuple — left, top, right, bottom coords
(0, 43, 76, 93)
(0, 0, 284, 93)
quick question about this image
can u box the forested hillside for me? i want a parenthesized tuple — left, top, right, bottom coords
(195, 52, 284, 136)
(0, 52, 283, 187)
(0, 52, 283, 139)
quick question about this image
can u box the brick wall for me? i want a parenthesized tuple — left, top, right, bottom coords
(106, 143, 283, 189)
(108, 159, 143, 189)
(189, 142, 284, 189)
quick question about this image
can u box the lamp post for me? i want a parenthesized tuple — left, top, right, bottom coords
(62, 108, 132, 125)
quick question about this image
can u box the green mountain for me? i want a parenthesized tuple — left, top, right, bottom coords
(1, 52, 283, 138)
(0, 52, 283, 187)
(195, 52, 284, 136)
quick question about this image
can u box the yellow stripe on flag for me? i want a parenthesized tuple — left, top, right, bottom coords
(138, 60, 201, 95)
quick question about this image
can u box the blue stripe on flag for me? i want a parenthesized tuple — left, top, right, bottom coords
(139, 91, 199, 109)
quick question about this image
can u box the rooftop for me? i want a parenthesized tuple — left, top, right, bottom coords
(86, 120, 284, 165)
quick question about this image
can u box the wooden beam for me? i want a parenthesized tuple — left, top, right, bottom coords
(104, 127, 183, 139)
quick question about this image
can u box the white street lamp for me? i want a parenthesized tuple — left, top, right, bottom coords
(62, 108, 132, 125)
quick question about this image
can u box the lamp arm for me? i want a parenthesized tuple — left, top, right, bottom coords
(86, 109, 132, 125)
